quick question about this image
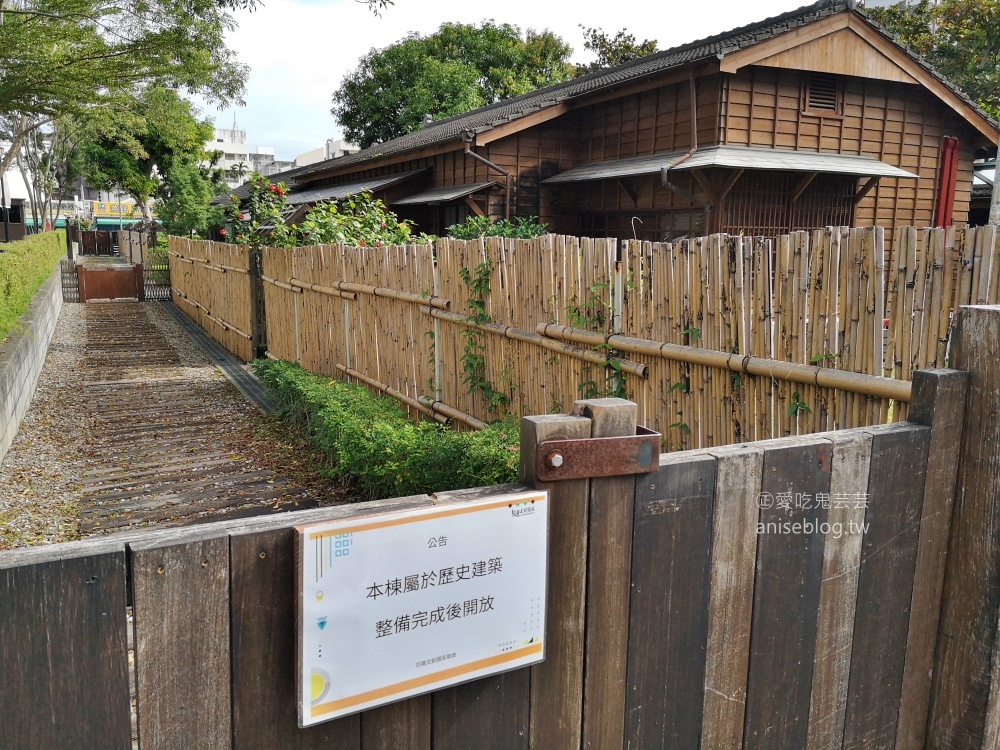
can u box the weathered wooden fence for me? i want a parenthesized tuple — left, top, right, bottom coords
(168, 236, 253, 361)
(168, 226, 1000, 448)
(118, 230, 148, 265)
(9, 304, 1000, 748)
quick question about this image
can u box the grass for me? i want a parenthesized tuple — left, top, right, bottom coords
(0, 231, 65, 344)
(254, 358, 520, 500)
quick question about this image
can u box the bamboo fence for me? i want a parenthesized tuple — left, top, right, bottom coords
(168, 225, 1000, 450)
(168, 236, 253, 361)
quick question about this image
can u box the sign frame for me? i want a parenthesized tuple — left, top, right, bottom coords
(295, 489, 549, 727)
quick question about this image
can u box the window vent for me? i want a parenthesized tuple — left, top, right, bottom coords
(806, 73, 840, 113)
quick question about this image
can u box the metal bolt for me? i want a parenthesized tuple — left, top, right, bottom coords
(549, 452, 564, 468)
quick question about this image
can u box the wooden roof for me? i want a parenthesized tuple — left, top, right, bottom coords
(544, 146, 918, 184)
(392, 182, 500, 205)
(284, 169, 427, 206)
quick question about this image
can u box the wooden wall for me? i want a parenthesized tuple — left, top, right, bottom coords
(721, 66, 981, 231)
(575, 74, 722, 161)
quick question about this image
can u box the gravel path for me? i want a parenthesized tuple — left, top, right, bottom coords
(0, 302, 351, 549)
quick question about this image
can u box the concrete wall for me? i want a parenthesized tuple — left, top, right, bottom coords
(0, 266, 63, 467)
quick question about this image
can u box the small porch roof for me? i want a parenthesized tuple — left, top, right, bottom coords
(286, 169, 428, 206)
(392, 181, 500, 206)
(542, 145, 918, 184)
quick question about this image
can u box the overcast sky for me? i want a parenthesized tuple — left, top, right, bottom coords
(205, 0, 809, 161)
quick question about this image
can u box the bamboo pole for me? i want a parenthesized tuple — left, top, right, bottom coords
(261, 274, 302, 294)
(288, 279, 356, 300)
(421, 306, 648, 378)
(536, 324, 911, 402)
(417, 396, 488, 430)
(289, 277, 449, 309)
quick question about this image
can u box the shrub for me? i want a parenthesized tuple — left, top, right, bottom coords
(253, 358, 519, 499)
(446, 215, 548, 240)
(0, 231, 65, 344)
(292, 192, 420, 247)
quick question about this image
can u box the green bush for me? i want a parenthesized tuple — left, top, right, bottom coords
(446, 215, 548, 240)
(253, 358, 519, 499)
(0, 231, 65, 344)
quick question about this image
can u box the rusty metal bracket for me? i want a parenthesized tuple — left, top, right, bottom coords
(535, 426, 660, 481)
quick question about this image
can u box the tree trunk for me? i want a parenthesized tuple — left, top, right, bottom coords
(0, 115, 31, 177)
(16, 155, 38, 233)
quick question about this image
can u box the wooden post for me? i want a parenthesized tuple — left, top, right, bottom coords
(895, 368, 968, 750)
(0, 541, 132, 748)
(248, 246, 267, 359)
(131, 532, 233, 750)
(519, 412, 592, 750)
(927, 306, 1000, 749)
(575, 398, 637, 750)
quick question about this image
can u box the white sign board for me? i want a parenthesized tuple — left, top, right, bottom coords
(296, 490, 548, 727)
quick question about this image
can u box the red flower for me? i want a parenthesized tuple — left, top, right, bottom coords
(359, 239, 366, 247)
(219, 228, 227, 236)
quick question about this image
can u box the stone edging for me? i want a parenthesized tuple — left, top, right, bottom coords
(0, 266, 64, 467)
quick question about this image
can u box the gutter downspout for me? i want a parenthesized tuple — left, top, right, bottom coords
(660, 69, 712, 215)
(463, 135, 512, 221)
(991, 142, 1000, 225)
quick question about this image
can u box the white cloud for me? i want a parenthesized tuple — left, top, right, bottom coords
(206, 0, 807, 160)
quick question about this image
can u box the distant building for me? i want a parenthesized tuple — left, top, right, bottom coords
(206, 128, 251, 189)
(294, 139, 359, 168)
(259, 159, 296, 177)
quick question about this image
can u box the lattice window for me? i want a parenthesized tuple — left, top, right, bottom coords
(804, 72, 842, 114)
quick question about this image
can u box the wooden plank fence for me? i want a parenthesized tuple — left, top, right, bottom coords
(168, 226, 1000, 449)
(118, 230, 148, 265)
(11, 300, 1000, 748)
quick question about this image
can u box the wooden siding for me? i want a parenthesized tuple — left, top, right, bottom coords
(575, 74, 722, 162)
(722, 66, 982, 231)
(485, 121, 577, 228)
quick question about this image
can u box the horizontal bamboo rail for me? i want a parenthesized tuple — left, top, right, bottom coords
(287, 279, 356, 301)
(173, 289, 252, 340)
(203, 263, 248, 275)
(167, 250, 194, 265)
(538, 324, 912, 402)
(421, 307, 648, 378)
(336, 364, 449, 425)
(261, 274, 301, 293)
(294, 278, 450, 310)
(416, 396, 488, 431)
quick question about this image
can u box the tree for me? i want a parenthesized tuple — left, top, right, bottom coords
(80, 88, 215, 221)
(157, 156, 226, 237)
(15, 118, 87, 231)
(0, 0, 249, 176)
(576, 26, 658, 74)
(332, 22, 575, 148)
(866, 0, 1000, 118)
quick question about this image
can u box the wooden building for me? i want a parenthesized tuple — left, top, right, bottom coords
(265, 0, 1000, 241)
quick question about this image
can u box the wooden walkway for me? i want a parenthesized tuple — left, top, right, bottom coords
(76, 303, 313, 533)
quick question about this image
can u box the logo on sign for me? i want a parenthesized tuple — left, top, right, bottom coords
(509, 500, 535, 518)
